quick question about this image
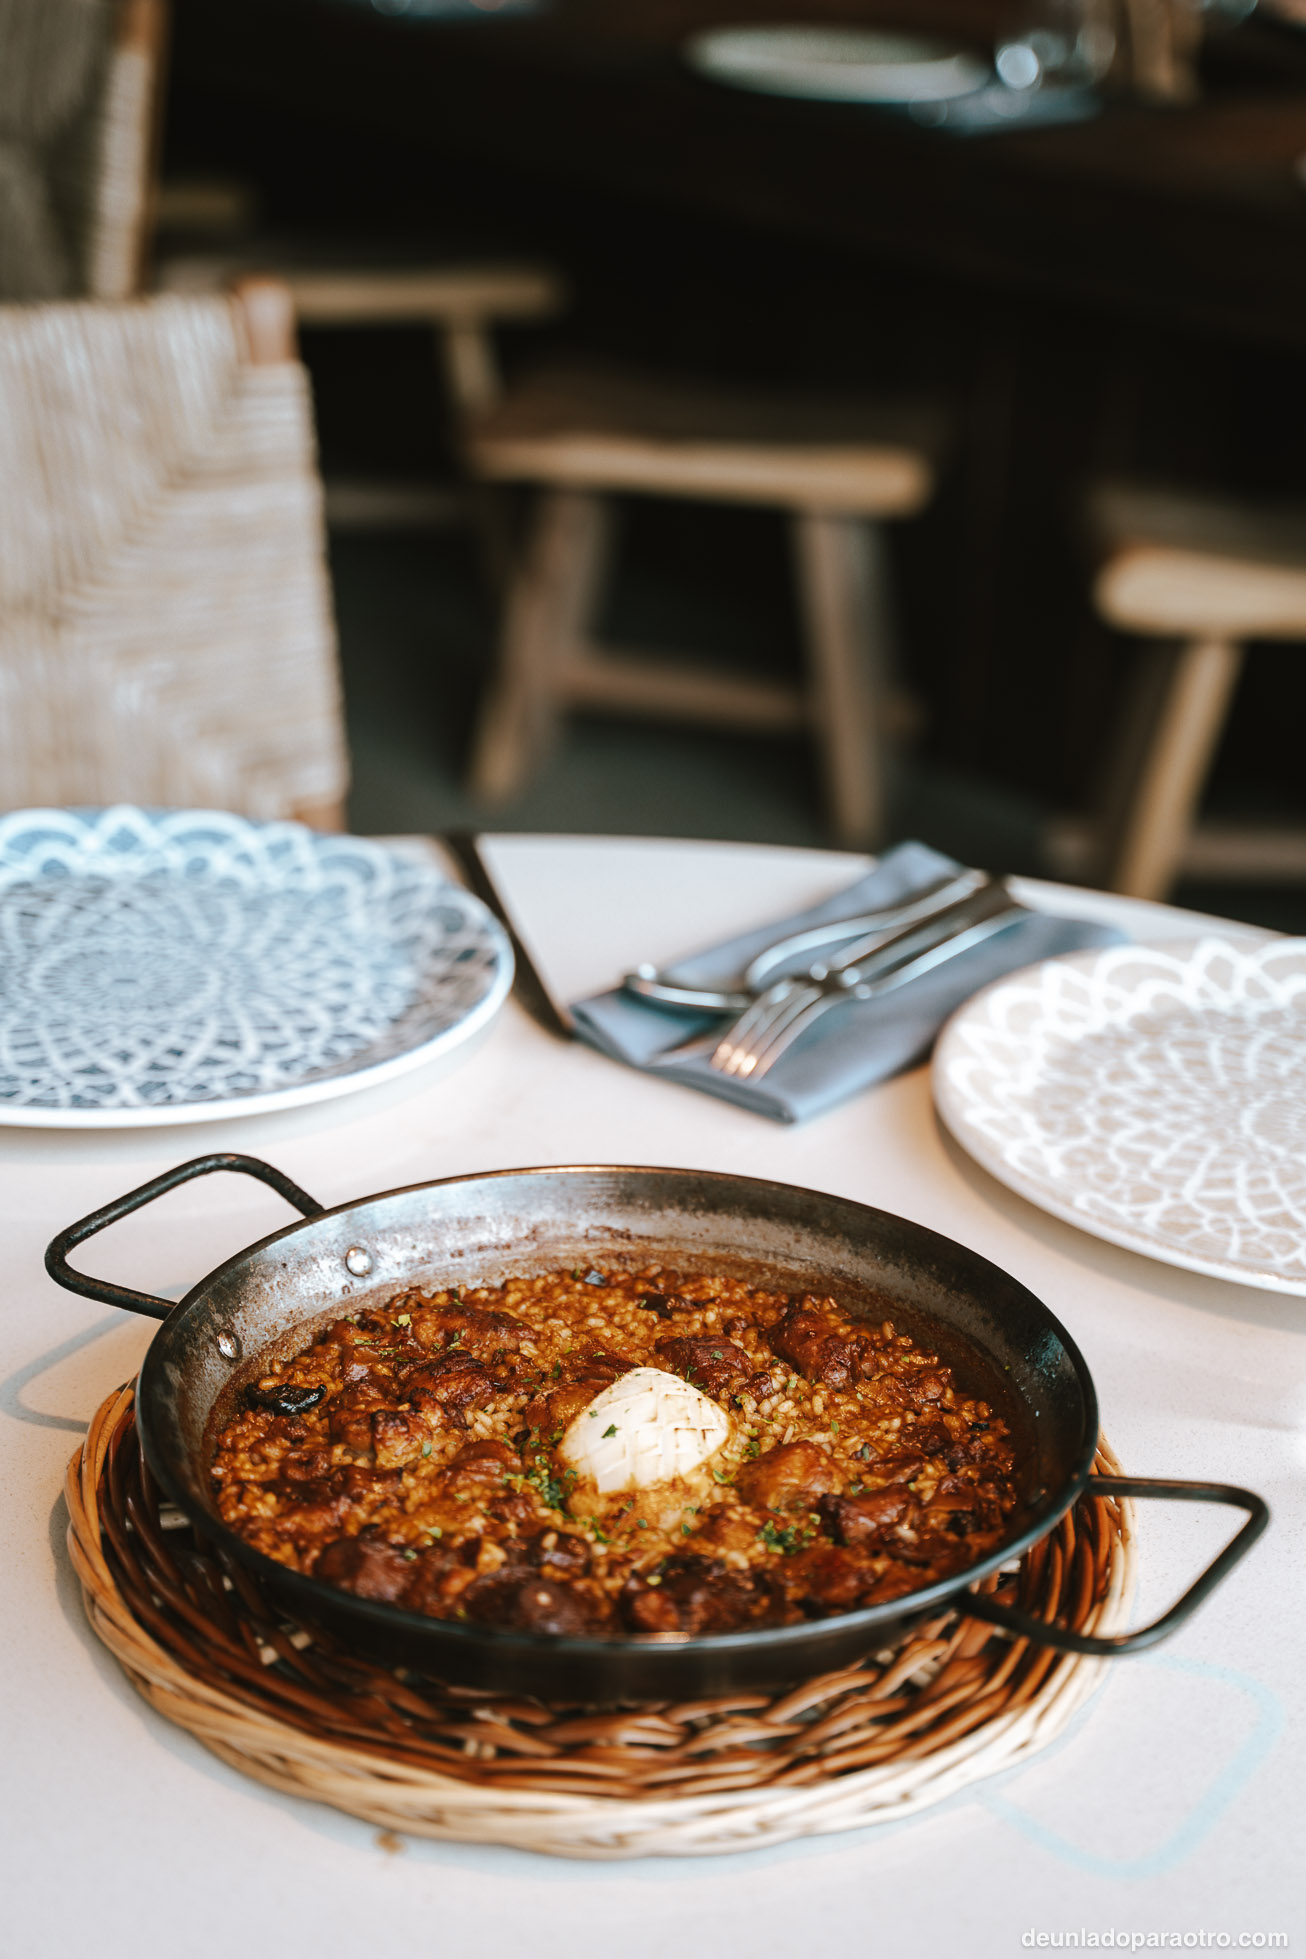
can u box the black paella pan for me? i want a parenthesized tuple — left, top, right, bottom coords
(47, 1155, 1268, 1701)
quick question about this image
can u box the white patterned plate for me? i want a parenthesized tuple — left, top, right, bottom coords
(685, 27, 989, 104)
(0, 808, 513, 1127)
(933, 936, 1306, 1295)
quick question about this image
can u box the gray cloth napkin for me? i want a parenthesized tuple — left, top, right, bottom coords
(571, 841, 1125, 1123)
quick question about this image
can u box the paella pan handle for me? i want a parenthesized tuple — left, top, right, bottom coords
(44, 1154, 326, 1322)
(964, 1475, 1269, 1657)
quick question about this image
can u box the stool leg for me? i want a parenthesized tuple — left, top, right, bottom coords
(435, 321, 513, 590)
(437, 319, 502, 417)
(1100, 634, 1245, 900)
(468, 489, 612, 805)
(792, 511, 892, 850)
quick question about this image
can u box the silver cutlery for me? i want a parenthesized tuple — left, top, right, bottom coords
(705, 875, 1001, 1073)
(711, 880, 1023, 1080)
(622, 867, 986, 1014)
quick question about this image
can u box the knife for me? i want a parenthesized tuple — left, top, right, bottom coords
(442, 830, 575, 1042)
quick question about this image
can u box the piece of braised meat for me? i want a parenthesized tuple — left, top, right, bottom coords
(371, 1408, 428, 1468)
(260, 1489, 354, 1550)
(327, 1381, 391, 1453)
(654, 1335, 766, 1401)
(858, 1373, 914, 1417)
(274, 1445, 328, 1483)
(735, 1440, 838, 1513)
(314, 1533, 412, 1603)
(462, 1572, 606, 1636)
(523, 1529, 591, 1578)
(946, 1428, 1017, 1475)
(767, 1297, 863, 1389)
(854, 1448, 926, 1485)
(399, 1292, 524, 1355)
(779, 1544, 884, 1615)
(402, 1352, 495, 1426)
(401, 1541, 480, 1615)
(439, 1438, 520, 1489)
(521, 1347, 635, 1440)
(566, 1348, 635, 1385)
(403, 1295, 527, 1361)
(921, 1482, 1005, 1540)
(636, 1291, 696, 1321)
(818, 1487, 916, 1546)
(619, 1554, 777, 1635)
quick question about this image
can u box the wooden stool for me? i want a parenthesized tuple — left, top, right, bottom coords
(1084, 480, 1306, 900)
(465, 366, 938, 848)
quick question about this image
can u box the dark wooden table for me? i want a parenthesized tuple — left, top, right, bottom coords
(174, 0, 1306, 347)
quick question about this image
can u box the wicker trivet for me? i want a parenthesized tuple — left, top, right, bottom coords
(66, 1383, 1135, 1858)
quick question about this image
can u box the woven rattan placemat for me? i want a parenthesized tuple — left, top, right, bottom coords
(65, 1383, 1135, 1858)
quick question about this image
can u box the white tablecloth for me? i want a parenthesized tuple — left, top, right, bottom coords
(3, 836, 1301, 1956)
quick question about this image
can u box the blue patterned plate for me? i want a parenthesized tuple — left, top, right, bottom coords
(0, 808, 513, 1126)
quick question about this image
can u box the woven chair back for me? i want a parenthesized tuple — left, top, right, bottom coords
(0, 291, 349, 822)
(0, 0, 162, 300)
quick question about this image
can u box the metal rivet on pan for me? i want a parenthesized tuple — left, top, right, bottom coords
(344, 1245, 373, 1277)
(215, 1328, 242, 1362)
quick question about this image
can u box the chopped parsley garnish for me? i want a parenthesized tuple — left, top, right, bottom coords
(759, 1518, 816, 1556)
(509, 1459, 571, 1510)
(420, 1441, 432, 1458)
(602, 1423, 617, 1438)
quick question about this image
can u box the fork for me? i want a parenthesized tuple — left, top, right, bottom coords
(712, 882, 1022, 1080)
(623, 866, 985, 1014)
(706, 875, 999, 1074)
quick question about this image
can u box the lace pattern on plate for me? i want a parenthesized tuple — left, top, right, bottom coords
(933, 937, 1306, 1293)
(0, 806, 510, 1118)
